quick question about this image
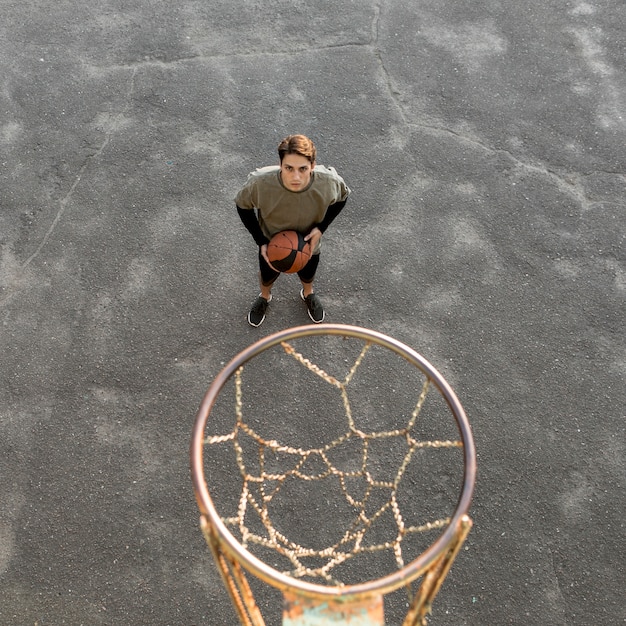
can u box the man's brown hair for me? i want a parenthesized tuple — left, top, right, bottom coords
(278, 134, 317, 164)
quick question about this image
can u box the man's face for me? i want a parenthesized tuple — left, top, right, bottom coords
(279, 153, 315, 192)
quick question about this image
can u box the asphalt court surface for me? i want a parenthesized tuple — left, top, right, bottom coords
(1, 1, 624, 624)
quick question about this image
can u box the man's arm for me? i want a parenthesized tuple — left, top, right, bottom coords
(237, 206, 270, 247)
(304, 199, 348, 249)
(317, 199, 347, 233)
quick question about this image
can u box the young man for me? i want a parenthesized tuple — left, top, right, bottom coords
(236, 135, 350, 327)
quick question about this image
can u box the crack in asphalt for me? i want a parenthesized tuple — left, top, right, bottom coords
(18, 68, 137, 275)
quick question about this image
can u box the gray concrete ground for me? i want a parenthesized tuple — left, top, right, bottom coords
(1, 0, 624, 624)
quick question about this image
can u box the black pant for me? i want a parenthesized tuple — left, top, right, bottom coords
(259, 250, 320, 286)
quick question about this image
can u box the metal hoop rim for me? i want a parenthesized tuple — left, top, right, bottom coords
(190, 323, 476, 599)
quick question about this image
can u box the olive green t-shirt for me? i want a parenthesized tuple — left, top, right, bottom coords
(235, 165, 350, 252)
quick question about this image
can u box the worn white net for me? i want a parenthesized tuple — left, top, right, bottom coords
(202, 336, 464, 587)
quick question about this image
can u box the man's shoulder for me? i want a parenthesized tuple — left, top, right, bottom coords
(236, 166, 281, 206)
(313, 164, 341, 178)
(247, 165, 280, 181)
(313, 165, 349, 195)
(313, 164, 348, 186)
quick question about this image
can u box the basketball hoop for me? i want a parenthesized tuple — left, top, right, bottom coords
(191, 324, 476, 625)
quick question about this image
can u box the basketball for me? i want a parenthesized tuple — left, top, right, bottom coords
(266, 230, 312, 273)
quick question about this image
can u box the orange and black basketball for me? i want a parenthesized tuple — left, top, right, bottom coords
(266, 230, 312, 273)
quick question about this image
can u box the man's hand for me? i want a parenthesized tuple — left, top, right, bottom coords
(304, 227, 322, 251)
(261, 244, 279, 272)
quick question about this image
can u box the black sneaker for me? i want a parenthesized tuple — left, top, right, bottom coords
(300, 289, 325, 323)
(248, 294, 271, 327)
